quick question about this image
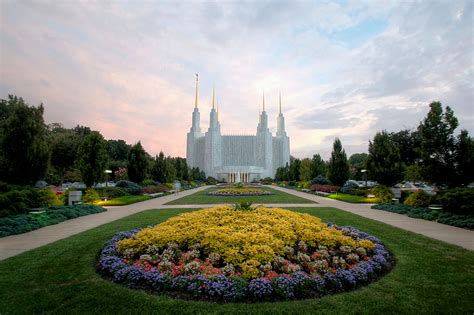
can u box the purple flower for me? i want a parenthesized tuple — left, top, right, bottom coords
(247, 278, 273, 299)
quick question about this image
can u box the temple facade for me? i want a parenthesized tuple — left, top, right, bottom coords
(186, 75, 290, 182)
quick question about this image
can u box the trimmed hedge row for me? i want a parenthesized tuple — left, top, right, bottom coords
(372, 203, 474, 230)
(0, 204, 106, 237)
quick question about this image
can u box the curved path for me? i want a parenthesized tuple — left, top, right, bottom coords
(1, 185, 473, 261)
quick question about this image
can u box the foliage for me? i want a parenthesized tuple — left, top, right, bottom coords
(328, 193, 378, 204)
(115, 180, 142, 195)
(340, 181, 359, 195)
(0, 95, 49, 184)
(311, 175, 329, 185)
(83, 188, 100, 203)
(113, 167, 128, 181)
(49, 130, 81, 184)
(208, 188, 273, 196)
(206, 177, 217, 185)
(96, 195, 151, 206)
(261, 177, 273, 185)
(127, 142, 148, 184)
(403, 190, 432, 207)
(372, 203, 474, 230)
(76, 131, 108, 187)
(233, 201, 254, 211)
(37, 188, 63, 207)
(141, 185, 168, 194)
(390, 129, 420, 165)
(454, 130, 474, 185)
(310, 154, 328, 179)
(172, 157, 189, 180)
(404, 164, 423, 182)
(107, 139, 130, 162)
(189, 167, 206, 181)
(95, 187, 130, 198)
(310, 184, 340, 193)
(288, 157, 301, 183)
(366, 131, 405, 186)
(418, 102, 458, 186)
(370, 185, 394, 203)
(436, 188, 474, 215)
(299, 158, 313, 181)
(348, 153, 368, 180)
(327, 138, 350, 186)
(117, 207, 377, 280)
(0, 186, 40, 217)
(0, 204, 105, 237)
(151, 152, 177, 183)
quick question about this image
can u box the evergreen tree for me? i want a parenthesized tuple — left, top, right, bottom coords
(418, 102, 458, 186)
(366, 131, 404, 186)
(390, 129, 420, 165)
(455, 130, 474, 185)
(310, 154, 327, 179)
(288, 157, 301, 181)
(0, 95, 49, 184)
(327, 138, 350, 186)
(127, 142, 148, 183)
(299, 158, 313, 181)
(151, 152, 166, 183)
(50, 131, 80, 184)
(164, 156, 177, 182)
(348, 153, 368, 180)
(76, 131, 108, 187)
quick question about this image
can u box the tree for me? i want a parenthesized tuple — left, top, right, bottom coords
(390, 129, 420, 165)
(327, 138, 350, 186)
(151, 152, 166, 183)
(299, 158, 313, 181)
(127, 142, 148, 183)
(454, 130, 474, 185)
(366, 131, 404, 186)
(164, 156, 177, 182)
(50, 131, 80, 184)
(310, 154, 327, 179)
(348, 153, 368, 180)
(418, 102, 458, 186)
(0, 95, 49, 184)
(107, 139, 130, 161)
(76, 131, 108, 187)
(288, 157, 301, 181)
(173, 157, 189, 180)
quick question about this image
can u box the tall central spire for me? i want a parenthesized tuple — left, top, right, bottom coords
(279, 92, 282, 114)
(195, 74, 199, 109)
(262, 90, 265, 112)
(212, 86, 215, 109)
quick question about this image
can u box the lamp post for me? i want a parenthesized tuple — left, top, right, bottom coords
(105, 170, 112, 187)
(361, 169, 367, 187)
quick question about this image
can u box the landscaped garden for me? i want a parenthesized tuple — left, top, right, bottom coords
(165, 187, 315, 205)
(1, 206, 472, 313)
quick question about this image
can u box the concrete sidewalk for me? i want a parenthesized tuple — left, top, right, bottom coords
(269, 185, 474, 251)
(1, 185, 473, 261)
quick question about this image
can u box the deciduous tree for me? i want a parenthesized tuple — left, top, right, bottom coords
(77, 131, 108, 187)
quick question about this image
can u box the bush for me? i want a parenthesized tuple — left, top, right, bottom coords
(141, 179, 157, 187)
(0, 187, 40, 217)
(400, 190, 413, 203)
(371, 185, 394, 203)
(261, 177, 273, 185)
(95, 187, 129, 198)
(288, 180, 296, 187)
(83, 188, 100, 203)
(310, 184, 340, 193)
(0, 204, 106, 237)
(141, 185, 168, 194)
(115, 180, 142, 195)
(37, 188, 63, 207)
(340, 182, 359, 195)
(311, 175, 329, 185)
(436, 188, 474, 215)
(404, 190, 432, 207)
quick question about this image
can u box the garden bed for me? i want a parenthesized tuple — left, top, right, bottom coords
(97, 206, 393, 302)
(207, 188, 274, 197)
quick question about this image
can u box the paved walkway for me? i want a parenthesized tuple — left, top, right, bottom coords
(1, 185, 473, 261)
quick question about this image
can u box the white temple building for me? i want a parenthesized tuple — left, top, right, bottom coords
(186, 75, 290, 182)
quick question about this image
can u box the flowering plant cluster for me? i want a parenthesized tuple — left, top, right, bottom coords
(310, 184, 341, 193)
(114, 167, 128, 181)
(98, 207, 393, 302)
(208, 188, 274, 196)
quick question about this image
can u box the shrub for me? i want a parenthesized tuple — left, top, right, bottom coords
(0, 187, 40, 217)
(37, 188, 63, 207)
(83, 188, 100, 203)
(95, 187, 129, 198)
(206, 177, 217, 185)
(310, 184, 340, 193)
(141, 185, 168, 194)
(404, 190, 432, 207)
(311, 175, 329, 185)
(340, 182, 359, 195)
(400, 190, 413, 203)
(371, 185, 394, 203)
(436, 188, 474, 215)
(261, 177, 273, 185)
(288, 181, 296, 187)
(116, 180, 142, 195)
(141, 179, 157, 187)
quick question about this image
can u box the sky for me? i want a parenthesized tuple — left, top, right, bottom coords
(1, 0, 473, 159)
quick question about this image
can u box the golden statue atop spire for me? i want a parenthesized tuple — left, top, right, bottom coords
(279, 91, 282, 114)
(195, 73, 199, 109)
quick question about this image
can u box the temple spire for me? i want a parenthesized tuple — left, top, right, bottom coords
(262, 90, 265, 112)
(195, 73, 199, 109)
(212, 86, 215, 109)
(279, 92, 282, 114)
(217, 97, 219, 119)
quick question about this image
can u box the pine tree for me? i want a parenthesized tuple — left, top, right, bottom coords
(76, 131, 108, 187)
(327, 138, 350, 186)
(311, 153, 327, 179)
(127, 142, 148, 184)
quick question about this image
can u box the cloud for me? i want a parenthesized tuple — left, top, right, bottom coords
(0, 0, 472, 160)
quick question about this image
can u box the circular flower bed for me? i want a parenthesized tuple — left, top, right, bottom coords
(97, 207, 393, 302)
(207, 188, 274, 196)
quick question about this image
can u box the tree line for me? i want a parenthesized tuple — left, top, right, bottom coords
(275, 101, 473, 187)
(0, 95, 205, 187)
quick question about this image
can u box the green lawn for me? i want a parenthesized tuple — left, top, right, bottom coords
(1, 207, 473, 314)
(327, 193, 378, 203)
(96, 195, 151, 206)
(165, 187, 316, 205)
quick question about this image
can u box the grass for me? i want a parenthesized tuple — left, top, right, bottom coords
(0, 207, 473, 314)
(327, 193, 378, 204)
(165, 187, 316, 205)
(96, 195, 151, 206)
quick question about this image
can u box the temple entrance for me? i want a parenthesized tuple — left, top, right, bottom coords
(226, 172, 250, 183)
